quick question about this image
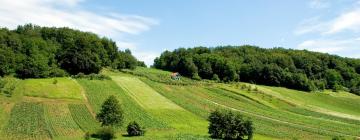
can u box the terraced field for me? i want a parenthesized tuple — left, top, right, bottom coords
(0, 67, 359, 139)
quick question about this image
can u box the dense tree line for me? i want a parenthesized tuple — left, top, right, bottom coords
(0, 24, 138, 78)
(154, 46, 360, 95)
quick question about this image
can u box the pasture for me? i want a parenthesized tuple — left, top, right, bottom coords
(0, 67, 359, 139)
(21, 78, 83, 100)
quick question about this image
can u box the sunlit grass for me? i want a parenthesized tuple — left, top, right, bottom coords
(22, 78, 83, 100)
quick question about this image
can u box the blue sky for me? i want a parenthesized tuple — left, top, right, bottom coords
(0, 0, 360, 65)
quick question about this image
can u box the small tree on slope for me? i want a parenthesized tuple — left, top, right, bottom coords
(208, 110, 253, 140)
(96, 95, 124, 126)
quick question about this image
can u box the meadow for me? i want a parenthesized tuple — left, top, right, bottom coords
(0, 67, 359, 139)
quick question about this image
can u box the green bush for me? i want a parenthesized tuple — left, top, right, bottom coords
(96, 95, 123, 126)
(52, 79, 58, 85)
(72, 73, 111, 80)
(84, 132, 91, 140)
(0, 77, 5, 89)
(331, 136, 345, 140)
(91, 127, 116, 140)
(208, 110, 253, 140)
(126, 121, 145, 136)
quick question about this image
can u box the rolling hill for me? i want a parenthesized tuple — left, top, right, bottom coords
(0, 67, 359, 140)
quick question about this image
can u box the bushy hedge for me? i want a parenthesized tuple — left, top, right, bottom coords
(71, 73, 111, 80)
(208, 110, 253, 140)
(89, 127, 116, 140)
(126, 121, 145, 136)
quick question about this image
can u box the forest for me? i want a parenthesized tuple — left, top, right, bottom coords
(0, 24, 142, 78)
(154, 46, 360, 95)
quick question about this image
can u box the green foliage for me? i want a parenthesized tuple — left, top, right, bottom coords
(325, 69, 344, 89)
(0, 24, 138, 78)
(72, 73, 111, 80)
(212, 74, 220, 82)
(96, 95, 124, 126)
(0, 77, 18, 97)
(91, 127, 116, 140)
(331, 136, 346, 140)
(137, 61, 147, 67)
(121, 67, 196, 86)
(52, 79, 58, 85)
(0, 77, 6, 90)
(208, 110, 253, 140)
(126, 121, 145, 136)
(154, 46, 360, 95)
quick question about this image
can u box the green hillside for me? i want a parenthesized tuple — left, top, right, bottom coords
(0, 67, 360, 139)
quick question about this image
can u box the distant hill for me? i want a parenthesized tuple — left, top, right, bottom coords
(0, 24, 141, 78)
(154, 46, 360, 95)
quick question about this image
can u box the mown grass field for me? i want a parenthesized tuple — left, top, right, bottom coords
(0, 67, 359, 139)
(21, 78, 83, 100)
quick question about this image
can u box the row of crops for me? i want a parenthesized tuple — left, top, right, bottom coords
(142, 78, 360, 139)
(3, 102, 97, 140)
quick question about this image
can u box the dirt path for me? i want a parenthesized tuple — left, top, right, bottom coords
(73, 79, 97, 118)
(202, 98, 359, 138)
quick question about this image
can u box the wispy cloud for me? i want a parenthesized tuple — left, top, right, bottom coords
(297, 38, 360, 58)
(132, 51, 160, 67)
(294, 1, 360, 59)
(295, 7, 360, 35)
(0, 0, 159, 62)
(308, 0, 331, 9)
(325, 9, 360, 34)
(294, 17, 329, 35)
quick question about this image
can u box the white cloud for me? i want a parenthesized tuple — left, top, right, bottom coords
(308, 0, 331, 9)
(0, 0, 158, 61)
(133, 51, 160, 67)
(294, 17, 329, 35)
(116, 42, 138, 50)
(325, 9, 360, 34)
(297, 38, 360, 58)
(295, 7, 360, 35)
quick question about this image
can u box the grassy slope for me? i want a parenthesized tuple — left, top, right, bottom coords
(22, 78, 83, 100)
(0, 77, 92, 140)
(1, 67, 359, 140)
(76, 79, 168, 131)
(111, 76, 208, 135)
(130, 67, 360, 140)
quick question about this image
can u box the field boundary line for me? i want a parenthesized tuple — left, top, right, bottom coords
(73, 79, 97, 118)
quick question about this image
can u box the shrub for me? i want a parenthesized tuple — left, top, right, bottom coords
(208, 110, 253, 140)
(212, 74, 220, 82)
(331, 136, 345, 140)
(72, 73, 111, 80)
(52, 79, 58, 85)
(96, 95, 124, 126)
(91, 127, 116, 140)
(0, 77, 5, 89)
(126, 121, 145, 136)
(84, 132, 91, 140)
